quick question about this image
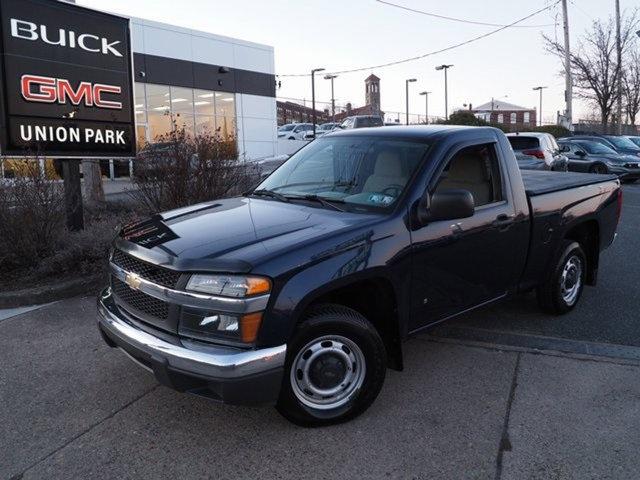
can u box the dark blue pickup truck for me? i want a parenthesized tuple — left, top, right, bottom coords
(98, 126, 622, 426)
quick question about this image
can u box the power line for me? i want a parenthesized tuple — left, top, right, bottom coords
(277, 0, 561, 77)
(376, 0, 557, 28)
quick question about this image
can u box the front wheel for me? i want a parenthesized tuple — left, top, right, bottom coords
(589, 163, 608, 174)
(276, 304, 386, 427)
(537, 240, 587, 314)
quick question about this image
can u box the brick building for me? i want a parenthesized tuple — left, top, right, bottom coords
(469, 100, 536, 128)
(277, 101, 329, 125)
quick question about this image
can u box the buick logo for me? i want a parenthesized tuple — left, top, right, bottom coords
(124, 272, 142, 290)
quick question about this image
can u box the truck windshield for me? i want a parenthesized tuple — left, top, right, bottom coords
(255, 136, 430, 212)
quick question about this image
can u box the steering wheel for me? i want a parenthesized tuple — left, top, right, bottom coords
(381, 185, 403, 197)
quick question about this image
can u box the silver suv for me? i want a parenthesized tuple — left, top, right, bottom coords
(506, 132, 568, 171)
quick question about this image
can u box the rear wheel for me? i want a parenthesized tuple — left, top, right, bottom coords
(537, 240, 586, 315)
(276, 304, 386, 427)
(589, 163, 608, 174)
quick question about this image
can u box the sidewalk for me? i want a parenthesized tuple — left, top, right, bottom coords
(1, 297, 639, 479)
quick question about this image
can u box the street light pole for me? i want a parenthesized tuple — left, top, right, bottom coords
(435, 64, 453, 120)
(311, 67, 325, 136)
(533, 86, 547, 127)
(324, 74, 337, 123)
(419, 91, 431, 124)
(405, 78, 416, 125)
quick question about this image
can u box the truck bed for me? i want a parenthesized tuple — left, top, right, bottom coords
(521, 170, 618, 196)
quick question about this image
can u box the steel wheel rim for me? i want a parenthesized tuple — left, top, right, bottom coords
(290, 335, 366, 410)
(560, 255, 583, 305)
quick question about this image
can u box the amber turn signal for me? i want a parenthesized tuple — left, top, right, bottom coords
(246, 277, 271, 296)
(240, 312, 263, 343)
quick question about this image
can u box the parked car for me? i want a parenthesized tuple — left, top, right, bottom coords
(624, 135, 640, 148)
(99, 125, 621, 426)
(569, 135, 640, 158)
(302, 123, 340, 141)
(339, 115, 384, 129)
(278, 123, 313, 140)
(515, 152, 546, 170)
(558, 139, 640, 182)
(506, 132, 568, 171)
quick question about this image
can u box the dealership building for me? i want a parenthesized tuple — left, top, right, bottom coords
(128, 16, 278, 160)
(0, 0, 278, 179)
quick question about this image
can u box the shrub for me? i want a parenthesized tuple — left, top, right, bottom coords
(131, 124, 259, 213)
(0, 161, 65, 273)
(532, 125, 571, 138)
(437, 110, 509, 132)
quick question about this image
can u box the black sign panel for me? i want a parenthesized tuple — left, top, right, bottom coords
(0, 0, 135, 157)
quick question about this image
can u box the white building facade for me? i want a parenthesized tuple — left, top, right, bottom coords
(130, 18, 277, 160)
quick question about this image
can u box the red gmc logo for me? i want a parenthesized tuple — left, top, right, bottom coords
(21, 74, 122, 109)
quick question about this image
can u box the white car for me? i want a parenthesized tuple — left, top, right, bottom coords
(278, 123, 313, 140)
(506, 132, 568, 171)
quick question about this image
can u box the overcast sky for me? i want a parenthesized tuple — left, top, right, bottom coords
(80, 0, 637, 123)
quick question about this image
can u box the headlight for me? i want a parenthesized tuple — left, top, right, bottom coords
(186, 274, 271, 297)
(179, 311, 263, 343)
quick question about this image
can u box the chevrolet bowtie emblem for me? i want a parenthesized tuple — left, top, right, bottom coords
(124, 272, 142, 290)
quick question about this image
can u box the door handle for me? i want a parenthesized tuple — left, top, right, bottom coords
(493, 214, 514, 230)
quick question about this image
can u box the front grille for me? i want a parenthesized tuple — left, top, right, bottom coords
(112, 277, 169, 320)
(112, 249, 181, 288)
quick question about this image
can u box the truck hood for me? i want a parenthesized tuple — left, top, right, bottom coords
(119, 197, 379, 271)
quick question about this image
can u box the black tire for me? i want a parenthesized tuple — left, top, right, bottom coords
(537, 240, 587, 315)
(589, 163, 608, 174)
(276, 304, 386, 427)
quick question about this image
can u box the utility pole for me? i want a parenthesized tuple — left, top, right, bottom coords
(533, 86, 547, 126)
(562, 0, 573, 130)
(615, 0, 622, 134)
(311, 68, 325, 136)
(405, 78, 416, 125)
(324, 74, 337, 123)
(420, 91, 431, 124)
(435, 65, 453, 120)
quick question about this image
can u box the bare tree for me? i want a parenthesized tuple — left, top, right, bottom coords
(131, 120, 257, 213)
(544, 12, 638, 131)
(623, 47, 640, 127)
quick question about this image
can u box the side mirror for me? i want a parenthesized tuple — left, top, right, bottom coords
(416, 189, 475, 224)
(559, 145, 570, 152)
(575, 150, 586, 157)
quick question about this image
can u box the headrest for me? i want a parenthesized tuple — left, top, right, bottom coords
(448, 154, 488, 182)
(374, 150, 402, 176)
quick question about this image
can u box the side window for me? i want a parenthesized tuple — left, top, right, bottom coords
(434, 143, 503, 207)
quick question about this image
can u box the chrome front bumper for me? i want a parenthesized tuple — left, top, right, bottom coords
(97, 288, 287, 405)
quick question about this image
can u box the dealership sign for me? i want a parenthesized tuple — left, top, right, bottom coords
(0, 0, 135, 157)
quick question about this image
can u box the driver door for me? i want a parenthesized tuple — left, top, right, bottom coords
(409, 141, 520, 331)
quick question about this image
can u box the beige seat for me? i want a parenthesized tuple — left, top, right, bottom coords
(436, 154, 492, 205)
(363, 150, 406, 193)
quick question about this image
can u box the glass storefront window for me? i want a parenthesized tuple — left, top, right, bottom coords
(216, 116, 236, 139)
(215, 92, 235, 117)
(146, 84, 171, 114)
(195, 116, 215, 136)
(193, 89, 215, 116)
(175, 113, 195, 137)
(135, 83, 237, 144)
(170, 86, 194, 113)
(147, 110, 172, 141)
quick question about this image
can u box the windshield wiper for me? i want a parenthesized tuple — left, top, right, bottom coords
(296, 194, 345, 212)
(250, 189, 290, 202)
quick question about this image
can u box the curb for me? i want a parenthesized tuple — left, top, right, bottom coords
(0, 274, 106, 309)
